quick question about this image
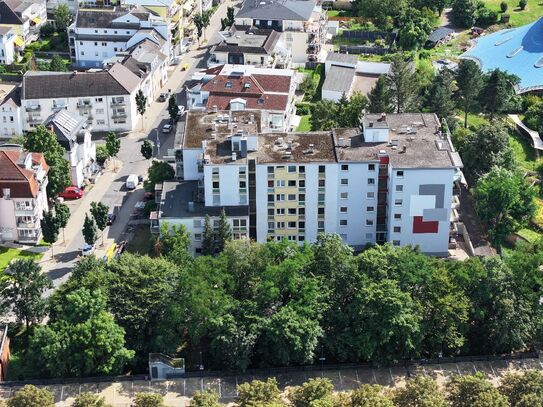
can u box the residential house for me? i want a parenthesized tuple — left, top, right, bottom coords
(0, 83, 23, 137)
(156, 111, 464, 256)
(0, 0, 47, 48)
(21, 63, 142, 133)
(208, 25, 290, 68)
(43, 110, 97, 188)
(0, 146, 49, 244)
(0, 325, 8, 382)
(188, 64, 297, 131)
(68, 6, 170, 68)
(0, 26, 16, 64)
(234, 0, 327, 65)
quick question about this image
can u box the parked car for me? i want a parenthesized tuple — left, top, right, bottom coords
(81, 244, 95, 256)
(107, 213, 116, 225)
(162, 123, 173, 133)
(158, 92, 169, 102)
(59, 186, 84, 200)
(126, 174, 138, 190)
(181, 63, 189, 71)
(177, 106, 186, 120)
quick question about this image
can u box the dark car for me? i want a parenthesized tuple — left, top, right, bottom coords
(107, 213, 116, 225)
(158, 92, 169, 102)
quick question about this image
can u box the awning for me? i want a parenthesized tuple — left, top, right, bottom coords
(14, 36, 23, 47)
(32, 17, 41, 25)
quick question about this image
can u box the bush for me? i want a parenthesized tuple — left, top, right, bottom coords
(523, 94, 542, 110)
(296, 102, 311, 115)
(40, 23, 55, 36)
(95, 144, 109, 166)
(476, 7, 498, 26)
(500, 1, 508, 12)
(519, 0, 527, 9)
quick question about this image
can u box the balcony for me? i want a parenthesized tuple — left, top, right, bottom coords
(27, 116, 42, 124)
(17, 219, 38, 229)
(15, 206, 37, 216)
(77, 102, 92, 109)
(25, 105, 40, 112)
(112, 111, 127, 118)
(17, 229, 41, 244)
(111, 100, 126, 107)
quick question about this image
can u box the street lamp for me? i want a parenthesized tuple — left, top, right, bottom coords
(319, 345, 325, 377)
(154, 128, 160, 157)
(199, 351, 204, 372)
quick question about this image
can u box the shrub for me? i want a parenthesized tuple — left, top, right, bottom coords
(519, 0, 527, 9)
(95, 144, 109, 166)
(476, 7, 498, 26)
(296, 103, 311, 115)
(500, 1, 508, 12)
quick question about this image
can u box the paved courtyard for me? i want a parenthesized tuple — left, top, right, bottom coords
(1, 357, 541, 406)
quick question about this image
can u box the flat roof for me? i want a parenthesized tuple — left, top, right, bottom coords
(254, 132, 336, 164)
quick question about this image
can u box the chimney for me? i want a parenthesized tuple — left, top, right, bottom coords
(402, 145, 407, 153)
(2, 188, 10, 199)
(232, 152, 237, 161)
(380, 113, 386, 122)
(202, 140, 208, 150)
(338, 137, 344, 147)
(369, 121, 373, 127)
(188, 202, 195, 212)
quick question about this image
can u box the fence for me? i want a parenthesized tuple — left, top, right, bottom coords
(339, 45, 390, 55)
(341, 30, 397, 42)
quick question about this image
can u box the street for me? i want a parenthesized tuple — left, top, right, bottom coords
(42, 3, 233, 291)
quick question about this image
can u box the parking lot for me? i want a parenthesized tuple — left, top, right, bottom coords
(1, 357, 541, 406)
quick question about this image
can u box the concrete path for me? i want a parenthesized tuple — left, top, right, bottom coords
(508, 114, 543, 151)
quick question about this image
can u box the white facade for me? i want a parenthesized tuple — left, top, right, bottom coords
(0, 85, 23, 138)
(0, 0, 47, 47)
(67, 130, 96, 188)
(0, 27, 16, 65)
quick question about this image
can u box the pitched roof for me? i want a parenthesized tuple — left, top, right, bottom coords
(75, 7, 150, 29)
(236, 0, 316, 21)
(326, 51, 358, 65)
(22, 63, 140, 99)
(427, 27, 454, 44)
(0, 148, 47, 198)
(43, 110, 87, 150)
(323, 65, 355, 94)
(207, 93, 289, 111)
(0, 0, 24, 25)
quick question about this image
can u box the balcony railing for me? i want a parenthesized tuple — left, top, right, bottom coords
(25, 105, 40, 112)
(112, 112, 127, 118)
(77, 102, 92, 109)
(15, 206, 37, 216)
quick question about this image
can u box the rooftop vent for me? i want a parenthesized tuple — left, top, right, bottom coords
(275, 137, 284, 146)
(283, 151, 292, 159)
(232, 152, 237, 161)
(188, 202, 195, 212)
(338, 137, 344, 147)
(2, 188, 10, 199)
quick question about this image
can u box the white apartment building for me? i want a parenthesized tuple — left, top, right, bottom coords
(0, 26, 16, 65)
(155, 110, 464, 256)
(0, 83, 23, 137)
(234, 0, 327, 65)
(68, 7, 170, 68)
(0, 0, 47, 48)
(0, 146, 49, 244)
(21, 63, 142, 133)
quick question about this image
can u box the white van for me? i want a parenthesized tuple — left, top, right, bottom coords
(126, 174, 138, 190)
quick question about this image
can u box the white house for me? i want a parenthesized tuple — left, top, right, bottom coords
(0, 146, 48, 244)
(0, 0, 47, 48)
(21, 63, 142, 133)
(68, 7, 170, 68)
(0, 83, 23, 138)
(0, 26, 16, 64)
(43, 110, 97, 188)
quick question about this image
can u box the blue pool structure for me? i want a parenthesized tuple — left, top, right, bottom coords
(461, 17, 543, 94)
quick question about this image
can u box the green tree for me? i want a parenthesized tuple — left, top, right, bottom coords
(96, 144, 109, 165)
(49, 55, 67, 72)
(155, 223, 192, 265)
(500, 1, 508, 12)
(337, 92, 367, 128)
(82, 213, 98, 246)
(28, 288, 134, 377)
(393, 376, 446, 407)
(473, 167, 536, 244)
(310, 99, 338, 130)
(238, 378, 281, 407)
(144, 160, 174, 191)
(90, 201, 109, 246)
(71, 393, 111, 407)
(499, 370, 543, 406)
(425, 68, 456, 125)
(55, 202, 70, 244)
(518, 0, 527, 10)
(0, 259, 52, 329)
(455, 59, 483, 128)
(194, 10, 212, 42)
(446, 373, 508, 407)
(216, 208, 231, 253)
(525, 101, 543, 134)
(354, 0, 406, 28)
(202, 214, 215, 255)
(105, 132, 120, 157)
(480, 69, 520, 118)
(133, 393, 166, 407)
(41, 210, 60, 258)
(368, 76, 393, 113)
(6, 385, 54, 407)
(227, 6, 235, 25)
(190, 390, 221, 407)
(135, 90, 147, 131)
(23, 124, 71, 197)
(167, 94, 179, 123)
(452, 0, 480, 27)
(387, 54, 419, 113)
(54, 4, 72, 31)
(350, 384, 394, 407)
(288, 378, 334, 407)
(141, 139, 154, 160)
(397, 8, 435, 50)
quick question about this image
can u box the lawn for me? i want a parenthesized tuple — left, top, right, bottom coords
(509, 129, 542, 171)
(482, 0, 543, 26)
(297, 115, 311, 131)
(0, 246, 43, 271)
(516, 227, 542, 243)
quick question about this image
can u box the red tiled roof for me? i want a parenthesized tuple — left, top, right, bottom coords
(252, 74, 292, 93)
(207, 93, 289, 111)
(201, 75, 265, 95)
(0, 150, 46, 198)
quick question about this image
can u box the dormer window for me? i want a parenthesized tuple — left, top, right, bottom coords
(244, 83, 251, 89)
(257, 98, 264, 105)
(225, 81, 233, 88)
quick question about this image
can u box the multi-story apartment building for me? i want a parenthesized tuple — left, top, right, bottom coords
(155, 110, 464, 256)
(188, 64, 297, 132)
(68, 7, 170, 68)
(21, 63, 142, 132)
(0, 26, 16, 65)
(0, 83, 23, 138)
(0, 0, 46, 48)
(0, 146, 49, 244)
(234, 0, 327, 65)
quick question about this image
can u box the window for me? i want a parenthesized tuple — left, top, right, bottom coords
(276, 180, 285, 187)
(81, 51, 84, 55)
(276, 222, 285, 229)
(340, 207, 348, 213)
(340, 219, 348, 226)
(268, 222, 275, 230)
(225, 81, 233, 88)
(394, 213, 402, 220)
(213, 195, 220, 205)
(299, 221, 305, 229)
(318, 193, 325, 202)
(288, 208, 296, 215)
(341, 178, 348, 185)
(101, 42, 107, 46)
(94, 42, 98, 46)
(367, 192, 375, 199)
(393, 240, 401, 246)
(366, 206, 374, 212)
(268, 194, 274, 202)
(299, 180, 305, 188)
(95, 51, 99, 56)
(341, 164, 349, 171)
(393, 226, 401, 233)
(298, 194, 305, 202)
(366, 219, 374, 226)
(299, 166, 305, 173)
(288, 165, 296, 173)
(268, 180, 274, 188)
(368, 164, 375, 171)
(193, 219, 202, 228)
(233, 219, 247, 227)
(318, 165, 325, 173)
(288, 221, 296, 228)
(95, 97, 103, 102)
(299, 208, 305, 215)
(239, 181, 246, 188)
(268, 208, 274, 216)
(276, 208, 285, 215)
(213, 220, 220, 228)
(212, 181, 219, 188)
(396, 185, 403, 192)
(276, 194, 285, 201)
(318, 207, 325, 215)
(288, 194, 296, 201)
(288, 180, 296, 187)
(267, 166, 274, 174)
(318, 179, 325, 187)
(194, 233, 202, 241)
(79, 41, 83, 45)
(97, 119, 105, 125)
(395, 199, 403, 206)
(212, 167, 219, 174)
(340, 192, 348, 199)
(397, 170, 404, 177)
(365, 233, 373, 239)
(239, 167, 246, 174)
(368, 178, 375, 185)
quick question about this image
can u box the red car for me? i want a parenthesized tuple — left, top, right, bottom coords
(59, 186, 84, 200)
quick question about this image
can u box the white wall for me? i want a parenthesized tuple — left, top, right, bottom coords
(182, 148, 203, 181)
(0, 103, 24, 137)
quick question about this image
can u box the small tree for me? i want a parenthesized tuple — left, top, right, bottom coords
(49, 55, 67, 72)
(500, 1, 508, 12)
(227, 6, 235, 25)
(1, 259, 52, 329)
(54, 202, 70, 244)
(6, 385, 54, 407)
(201, 214, 215, 255)
(105, 132, 120, 157)
(393, 376, 446, 407)
(194, 10, 212, 42)
(190, 390, 221, 407)
(386, 54, 419, 113)
(144, 161, 175, 192)
(135, 90, 147, 131)
(216, 208, 232, 253)
(41, 210, 60, 258)
(54, 4, 72, 31)
(167, 94, 179, 123)
(133, 393, 166, 407)
(368, 75, 393, 113)
(455, 59, 484, 128)
(141, 139, 154, 160)
(289, 378, 334, 407)
(82, 213, 98, 246)
(238, 378, 281, 407)
(90, 201, 109, 246)
(519, 0, 527, 10)
(71, 393, 111, 407)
